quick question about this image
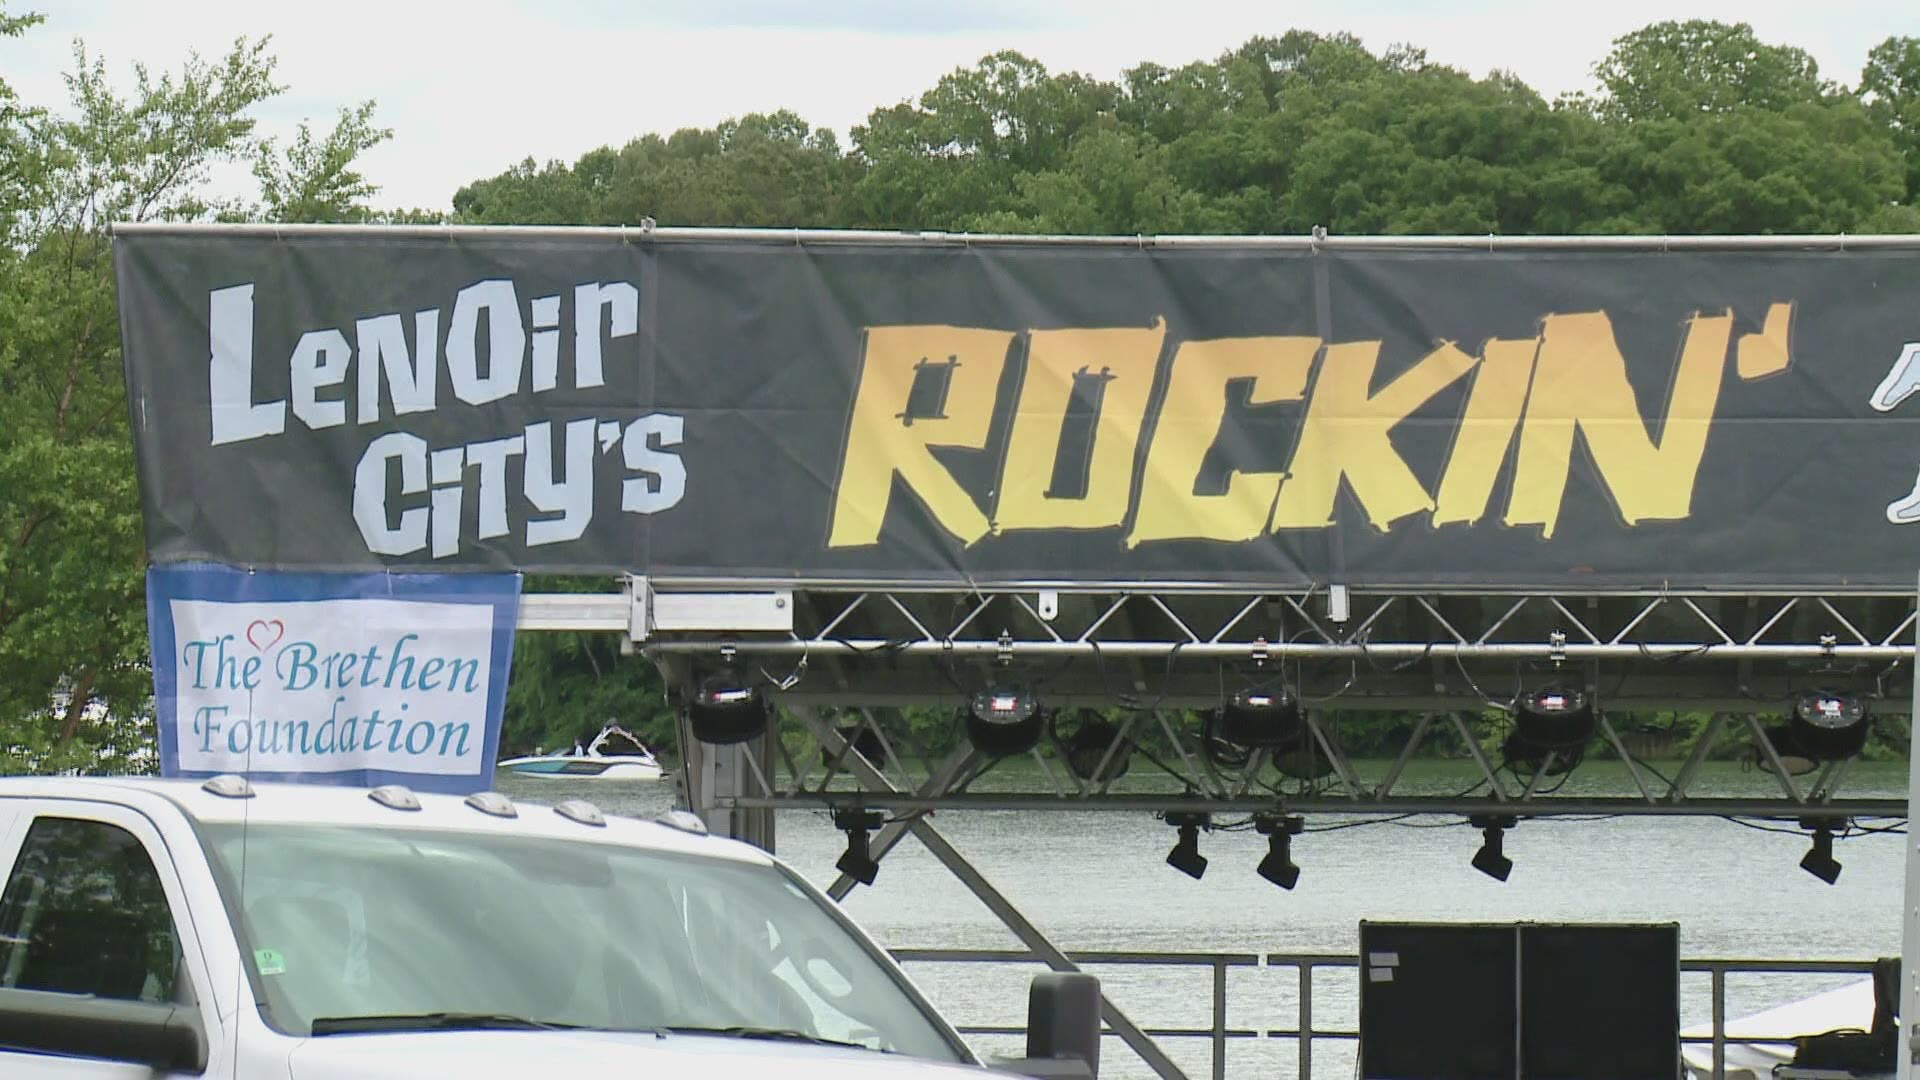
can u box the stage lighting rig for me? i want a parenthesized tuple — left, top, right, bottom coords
(1799, 818, 1844, 885)
(833, 806, 887, 887)
(1254, 813, 1305, 890)
(1164, 811, 1211, 880)
(1469, 815, 1517, 882)
(1502, 686, 1596, 776)
(1787, 690, 1870, 763)
(686, 670, 770, 745)
(1053, 711, 1132, 784)
(964, 686, 1045, 757)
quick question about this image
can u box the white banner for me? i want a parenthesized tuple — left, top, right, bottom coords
(149, 567, 519, 792)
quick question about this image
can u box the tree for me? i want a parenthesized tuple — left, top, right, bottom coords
(0, 15, 387, 772)
(1592, 20, 1830, 123)
(249, 100, 392, 223)
(1862, 36, 1920, 204)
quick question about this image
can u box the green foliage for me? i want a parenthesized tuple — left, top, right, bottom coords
(0, 16, 389, 772)
(248, 100, 392, 223)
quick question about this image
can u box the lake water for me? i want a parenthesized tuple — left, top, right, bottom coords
(497, 760, 1909, 1078)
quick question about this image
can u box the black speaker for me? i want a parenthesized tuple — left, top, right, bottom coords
(1358, 921, 1680, 1080)
(1359, 922, 1517, 1079)
(1521, 924, 1678, 1080)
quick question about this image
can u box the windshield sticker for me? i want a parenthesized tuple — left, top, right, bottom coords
(255, 948, 287, 976)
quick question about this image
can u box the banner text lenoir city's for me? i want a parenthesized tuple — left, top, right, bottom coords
(205, 278, 684, 558)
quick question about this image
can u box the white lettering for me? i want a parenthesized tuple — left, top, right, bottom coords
(354, 433, 429, 555)
(523, 419, 595, 546)
(208, 284, 287, 446)
(290, 329, 352, 430)
(623, 413, 686, 514)
(355, 310, 440, 423)
(446, 280, 525, 405)
(574, 282, 637, 390)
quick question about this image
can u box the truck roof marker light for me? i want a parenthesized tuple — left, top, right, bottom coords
(654, 809, 708, 836)
(555, 799, 607, 827)
(464, 790, 518, 818)
(201, 774, 255, 799)
(368, 785, 422, 811)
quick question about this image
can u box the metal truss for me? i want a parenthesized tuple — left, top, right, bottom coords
(709, 702, 1907, 823)
(632, 587, 1918, 714)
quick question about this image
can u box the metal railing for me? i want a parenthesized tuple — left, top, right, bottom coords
(890, 947, 1880, 1079)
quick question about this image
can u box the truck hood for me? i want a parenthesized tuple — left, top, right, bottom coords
(288, 1028, 996, 1079)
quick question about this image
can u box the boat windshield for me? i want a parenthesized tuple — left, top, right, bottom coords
(198, 822, 964, 1062)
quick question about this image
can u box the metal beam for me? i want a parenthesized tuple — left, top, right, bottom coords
(111, 220, 1920, 252)
(648, 639, 1916, 660)
(719, 794, 1907, 819)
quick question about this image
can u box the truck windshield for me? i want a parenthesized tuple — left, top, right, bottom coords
(198, 823, 963, 1063)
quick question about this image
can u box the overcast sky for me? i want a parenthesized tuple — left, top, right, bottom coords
(1, 0, 1913, 211)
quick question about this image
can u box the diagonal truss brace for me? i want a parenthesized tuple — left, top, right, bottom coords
(795, 710, 1190, 1080)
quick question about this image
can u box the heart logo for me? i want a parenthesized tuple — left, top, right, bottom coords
(246, 619, 285, 652)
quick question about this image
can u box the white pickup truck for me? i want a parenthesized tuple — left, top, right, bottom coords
(0, 776, 1099, 1079)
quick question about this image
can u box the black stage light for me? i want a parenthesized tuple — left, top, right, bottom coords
(965, 687, 1045, 757)
(1800, 822, 1843, 885)
(686, 672, 770, 745)
(1470, 816, 1516, 882)
(1756, 723, 1820, 777)
(1787, 690, 1870, 763)
(821, 724, 888, 770)
(1216, 686, 1305, 749)
(1503, 686, 1597, 775)
(1164, 811, 1211, 880)
(1254, 814, 1305, 890)
(1054, 711, 1132, 784)
(833, 807, 886, 887)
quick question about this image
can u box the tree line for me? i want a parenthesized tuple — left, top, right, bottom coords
(1, 5, 1916, 768)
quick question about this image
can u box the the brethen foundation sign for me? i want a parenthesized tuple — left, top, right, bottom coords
(113, 226, 1920, 592)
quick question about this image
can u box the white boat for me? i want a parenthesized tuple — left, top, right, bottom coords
(498, 724, 667, 782)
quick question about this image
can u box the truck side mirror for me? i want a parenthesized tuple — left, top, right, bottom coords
(994, 971, 1101, 1078)
(0, 986, 207, 1073)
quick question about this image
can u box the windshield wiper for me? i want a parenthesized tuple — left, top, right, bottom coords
(659, 1025, 877, 1051)
(310, 1012, 584, 1036)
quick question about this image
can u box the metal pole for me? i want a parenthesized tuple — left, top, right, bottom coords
(1901, 570, 1920, 1080)
(1712, 965, 1725, 1080)
(110, 220, 1920, 251)
(1210, 961, 1226, 1080)
(1298, 962, 1313, 1080)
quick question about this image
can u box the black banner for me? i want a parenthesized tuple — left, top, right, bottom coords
(112, 229, 1920, 591)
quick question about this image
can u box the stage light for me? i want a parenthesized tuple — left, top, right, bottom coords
(1470, 816, 1516, 882)
(1255, 814, 1304, 890)
(965, 687, 1045, 757)
(1756, 724, 1820, 777)
(821, 724, 887, 770)
(1164, 812, 1210, 880)
(1800, 822, 1842, 885)
(1216, 686, 1305, 749)
(686, 672, 770, 745)
(833, 807, 886, 887)
(1502, 686, 1596, 775)
(1054, 711, 1132, 784)
(1787, 690, 1870, 763)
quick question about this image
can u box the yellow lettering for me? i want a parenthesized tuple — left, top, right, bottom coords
(826, 325, 1015, 548)
(995, 322, 1166, 532)
(1127, 337, 1317, 546)
(1505, 310, 1736, 538)
(1737, 301, 1793, 379)
(1431, 338, 1540, 526)
(1271, 341, 1477, 530)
